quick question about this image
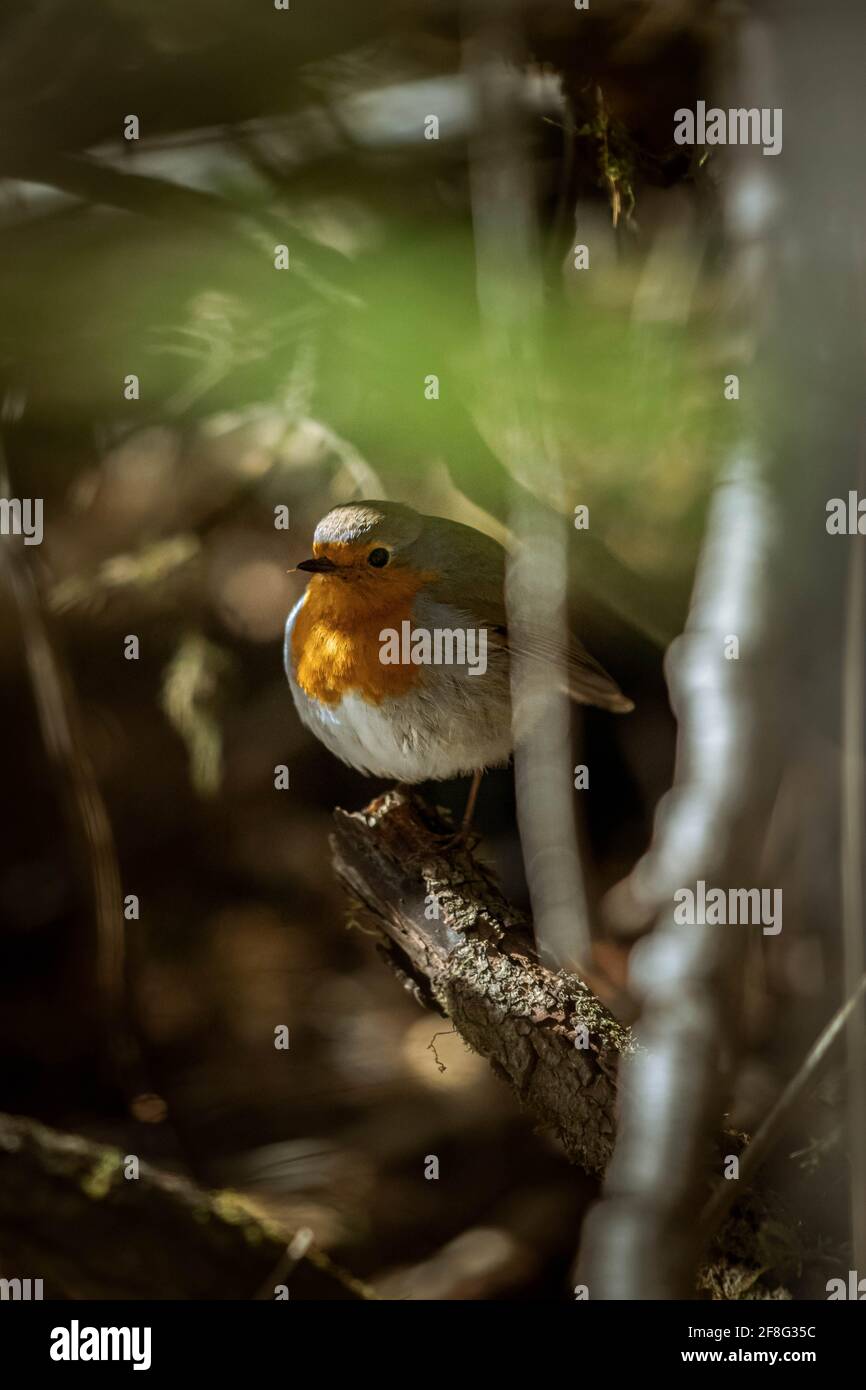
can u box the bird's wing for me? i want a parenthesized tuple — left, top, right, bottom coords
(424, 521, 634, 714)
(489, 623, 634, 712)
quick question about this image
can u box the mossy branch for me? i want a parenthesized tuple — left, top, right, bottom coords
(331, 789, 631, 1174)
(0, 1112, 371, 1300)
(330, 789, 798, 1299)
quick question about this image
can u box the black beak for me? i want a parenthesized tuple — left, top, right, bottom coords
(296, 556, 337, 573)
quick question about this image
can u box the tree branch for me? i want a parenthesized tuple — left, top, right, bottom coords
(331, 788, 798, 1299)
(332, 788, 633, 1175)
(0, 1112, 370, 1301)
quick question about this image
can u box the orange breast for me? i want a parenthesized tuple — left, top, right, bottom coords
(291, 567, 433, 706)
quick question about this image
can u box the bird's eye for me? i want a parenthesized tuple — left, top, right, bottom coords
(367, 547, 390, 568)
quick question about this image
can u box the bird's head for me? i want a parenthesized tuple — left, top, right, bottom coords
(297, 501, 426, 576)
(294, 501, 436, 615)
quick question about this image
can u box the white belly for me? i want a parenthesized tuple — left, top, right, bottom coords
(284, 598, 512, 782)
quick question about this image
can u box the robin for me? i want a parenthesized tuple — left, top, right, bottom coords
(285, 500, 633, 828)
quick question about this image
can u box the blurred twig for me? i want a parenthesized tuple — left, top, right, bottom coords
(701, 970, 866, 1245)
(160, 632, 232, 799)
(49, 534, 201, 614)
(464, 0, 593, 971)
(579, 454, 780, 1298)
(0, 1112, 370, 1300)
(7, 152, 359, 310)
(0, 446, 147, 1100)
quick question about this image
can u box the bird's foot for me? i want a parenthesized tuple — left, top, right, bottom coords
(416, 820, 480, 858)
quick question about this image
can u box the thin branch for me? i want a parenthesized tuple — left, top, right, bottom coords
(578, 452, 780, 1299)
(0, 1112, 370, 1300)
(701, 970, 866, 1243)
(4, 151, 358, 311)
(577, 9, 792, 1299)
(463, 1, 592, 970)
(0, 448, 146, 1097)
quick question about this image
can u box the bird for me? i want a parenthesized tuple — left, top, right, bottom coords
(284, 500, 633, 828)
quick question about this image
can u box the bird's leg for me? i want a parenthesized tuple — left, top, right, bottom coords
(399, 772, 485, 863)
(461, 768, 483, 836)
(420, 769, 483, 854)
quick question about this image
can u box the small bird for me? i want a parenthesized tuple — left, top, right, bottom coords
(285, 500, 632, 822)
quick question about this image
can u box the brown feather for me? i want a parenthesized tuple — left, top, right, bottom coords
(422, 517, 634, 714)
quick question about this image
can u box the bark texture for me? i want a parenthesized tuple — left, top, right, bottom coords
(331, 788, 632, 1174)
(331, 788, 797, 1299)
